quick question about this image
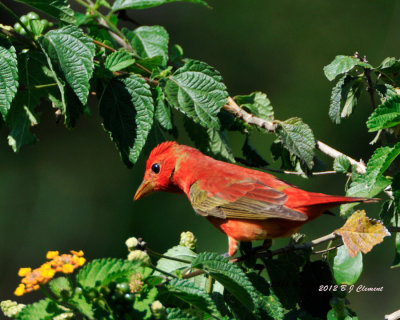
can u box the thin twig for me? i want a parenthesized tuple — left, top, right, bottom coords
(93, 39, 116, 52)
(354, 52, 377, 110)
(385, 309, 400, 320)
(316, 141, 366, 174)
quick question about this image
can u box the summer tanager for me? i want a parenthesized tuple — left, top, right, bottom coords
(134, 141, 374, 256)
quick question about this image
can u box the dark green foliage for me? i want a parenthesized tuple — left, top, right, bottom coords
(1, 2, 399, 320)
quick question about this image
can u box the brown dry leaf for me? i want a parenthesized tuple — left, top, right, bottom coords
(334, 210, 391, 257)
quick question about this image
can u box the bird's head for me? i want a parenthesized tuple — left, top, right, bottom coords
(134, 141, 181, 201)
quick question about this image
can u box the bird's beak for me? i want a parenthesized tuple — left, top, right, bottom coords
(134, 180, 155, 201)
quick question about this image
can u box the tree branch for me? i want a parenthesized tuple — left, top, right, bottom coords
(223, 96, 368, 174)
(385, 309, 400, 320)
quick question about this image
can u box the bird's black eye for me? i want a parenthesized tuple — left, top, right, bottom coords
(151, 163, 160, 174)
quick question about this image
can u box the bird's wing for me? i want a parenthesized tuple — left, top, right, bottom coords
(189, 180, 307, 221)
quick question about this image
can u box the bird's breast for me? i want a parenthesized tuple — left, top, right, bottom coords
(206, 217, 305, 241)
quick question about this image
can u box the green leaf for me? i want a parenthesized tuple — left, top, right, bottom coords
(378, 57, 400, 73)
(112, 0, 208, 11)
(133, 287, 158, 319)
(242, 136, 269, 167)
(235, 91, 274, 120)
(392, 233, 400, 268)
(70, 293, 95, 319)
(6, 50, 60, 151)
(340, 78, 363, 119)
(99, 74, 154, 166)
(16, 299, 64, 320)
(163, 59, 228, 129)
(331, 246, 363, 285)
(39, 25, 95, 105)
(333, 156, 350, 173)
(76, 258, 148, 289)
(49, 277, 72, 298)
(0, 38, 18, 121)
(276, 117, 315, 169)
(128, 26, 169, 65)
(328, 76, 363, 124)
(374, 83, 397, 102)
(192, 252, 256, 311)
(14, 0, 75, 23)
(367, 95, 400, 132)
(156, 245, 196, 276)
(324, 55, 371, 81)
(184, 117, 235, 162)
(340, 144, 399, 216)
(155, 86, 173, 131)
(166, 279, 221, 317)
(105, 49, 136, 72)
(166, 308, 198, 320)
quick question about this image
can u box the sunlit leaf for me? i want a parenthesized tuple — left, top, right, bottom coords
(334, 210, 390, 257)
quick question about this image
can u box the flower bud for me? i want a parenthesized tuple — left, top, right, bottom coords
(1, 300, 25, 317)
(125, 237, 139, 251)
(127, 250, 151, 266)
(150, 300, 165, 319)
(179, 231, 197, 251)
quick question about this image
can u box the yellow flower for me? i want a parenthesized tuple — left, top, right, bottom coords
(62, 264, 74, 274)
(14, 249, 85, 296)
(46, 251, 59, 259)
(18, 268, 31, 277)
(78, 257, 86, 266)
(70, 250, 84, 257)
(14, 285, 25, 297)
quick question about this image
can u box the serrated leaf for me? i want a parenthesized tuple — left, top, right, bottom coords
(15, 299, 64, 320)
(367, 95, 400, 132)
(49, 277, 72, 298)
(39, 25, 95, 105)
(374, 83, 398, 102)
(334, 210, 390, 257)
(184, 117, 235, 162)
(156, 245, 196, 275)
(378, 57, 400, 73)
(99, 74, 154, 166)
(235, 91, 274, 120)
(276, 117, 315, 169)
(340, 78, 363, 118)
(166, 308, 198, 320)
(76, 258, 147, 288)
(324, 55, 371, 81)
(242, 136, 268, 167)
(112, 0, 208, 11)
(6, 50, 60, 151)
(133, 287, 158, 319)
(341, 145, 398, 216)
(128, 26, 169, 65)
(14, 0, 75, 23)
(331, 246, 363, 285)
(155, 86, 173, 130)
(192, 252, 256, 311)
(0, 38, 18, 121)
(333, 156, 350, 173)
(163, 59, 228, 129)
(166, 279, 221, 317)
(328, 76, 363, 124)
(70, 293, 95, 318)
(105, 49, 135, 72)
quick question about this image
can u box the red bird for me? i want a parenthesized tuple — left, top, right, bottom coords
(134, 141, 373, 256)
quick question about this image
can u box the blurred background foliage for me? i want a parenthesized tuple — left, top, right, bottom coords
(1, 0, 399, 318)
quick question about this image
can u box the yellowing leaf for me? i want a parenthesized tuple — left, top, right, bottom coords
(334, 210, 390, 257)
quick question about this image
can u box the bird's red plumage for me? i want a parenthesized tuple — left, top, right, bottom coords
(136, 141, 375, 256)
